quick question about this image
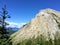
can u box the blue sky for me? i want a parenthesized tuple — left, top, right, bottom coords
(0, 0, 60, 28)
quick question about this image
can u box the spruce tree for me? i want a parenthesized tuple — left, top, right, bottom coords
(0, 5, 11, 45)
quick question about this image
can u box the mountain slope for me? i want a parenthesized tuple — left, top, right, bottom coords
(10, 8, 60, 45)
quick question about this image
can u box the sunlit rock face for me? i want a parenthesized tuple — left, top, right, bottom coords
(10, 8, 60, 45)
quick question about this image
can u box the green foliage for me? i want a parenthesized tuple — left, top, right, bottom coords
(0, 27, 12, 45)
(12, 33, 60, 45)
(16, 35, 46, 45)
(0, 5, 12, 45)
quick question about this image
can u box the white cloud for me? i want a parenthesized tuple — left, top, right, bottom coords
(6, 21, 26, 28)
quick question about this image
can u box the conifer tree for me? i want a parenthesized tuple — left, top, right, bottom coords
(0, 5, 11, 45)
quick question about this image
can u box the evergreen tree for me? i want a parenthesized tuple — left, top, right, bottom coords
(0, 5, 11, 45)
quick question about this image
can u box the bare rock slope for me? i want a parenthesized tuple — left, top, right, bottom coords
(10, 8, 60, 45)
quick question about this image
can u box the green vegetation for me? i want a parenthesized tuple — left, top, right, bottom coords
(0, 5, 12, 45)
(0, 27, 12, 45)
(11, 34, 60, 45)
(15, 33, 60, 45)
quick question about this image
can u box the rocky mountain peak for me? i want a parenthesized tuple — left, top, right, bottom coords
(10, 8, 60, 45)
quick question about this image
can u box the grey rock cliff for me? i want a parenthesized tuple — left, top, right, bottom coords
(10, 8, 60, 45)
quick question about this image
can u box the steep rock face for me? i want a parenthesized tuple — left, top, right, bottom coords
(10, 8, 60, 45)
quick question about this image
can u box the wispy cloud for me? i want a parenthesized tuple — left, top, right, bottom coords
(6, 21, 26, 28)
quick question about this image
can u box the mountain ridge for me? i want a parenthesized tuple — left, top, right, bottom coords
(10, 8, 60, 45)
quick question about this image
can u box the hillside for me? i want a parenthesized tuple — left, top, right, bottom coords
(10, 8, 60, 45)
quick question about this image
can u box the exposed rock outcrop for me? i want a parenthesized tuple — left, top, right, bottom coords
(10, 8, 60, 45)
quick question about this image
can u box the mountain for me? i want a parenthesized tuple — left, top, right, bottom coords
(11, 27, 19, 31)
(7, 27, 19, 35)
(10, 8, 60, 45)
